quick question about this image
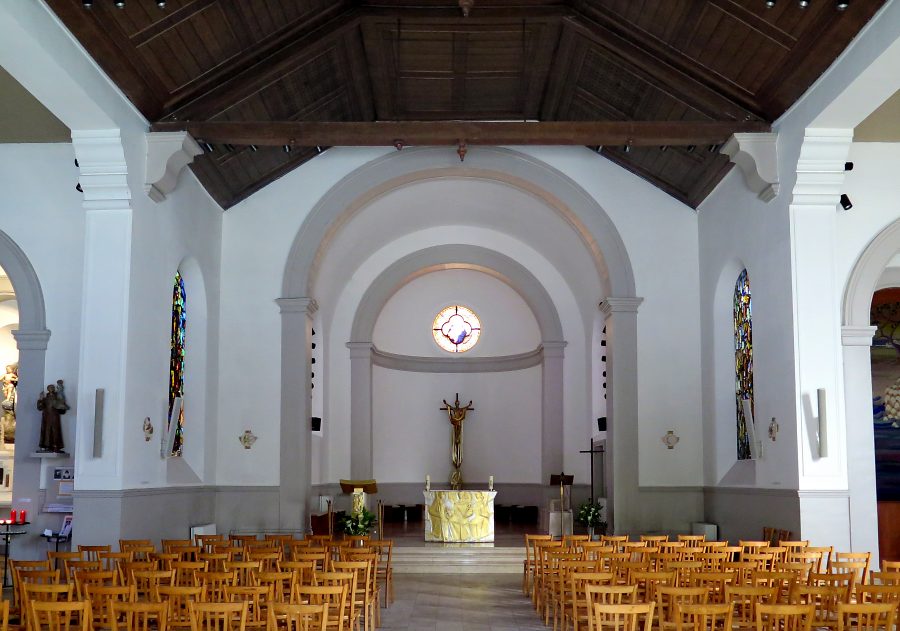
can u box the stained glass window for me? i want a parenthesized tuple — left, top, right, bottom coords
(433, 305, 481, 353)
(168, 271, 186, 456)
(734, 269, 753, 460)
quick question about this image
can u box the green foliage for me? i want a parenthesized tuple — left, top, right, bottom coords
(576, 500, 607, 533)
(340, 508, 377, 536)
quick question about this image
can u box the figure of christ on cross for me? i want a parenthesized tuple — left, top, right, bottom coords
(441, 393, 474, 490)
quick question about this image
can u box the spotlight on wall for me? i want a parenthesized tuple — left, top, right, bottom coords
(75, 183, 83, 193)
(114, 0, 125, 7)
(798, 0, 809, 7)
(157, 0, 166, 6)
(840, 194, 853, 210)
(82, 0, 93, 7)
(199, 141, 214, 153)
(686, 144, 696, 153)
(707, 144, 720, 153)
(249, 145, 258, 152)
(623, 144, 631, 153)
(845, 161, 854, 171)
(765, 0, 776, 7)
(836, 0, 849, 9)
(282, 145, 292, 154)
(315, 145, 323, 154)
(659, 145, 669, 152)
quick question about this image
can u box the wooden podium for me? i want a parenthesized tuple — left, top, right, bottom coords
(339, 479, 381, 537)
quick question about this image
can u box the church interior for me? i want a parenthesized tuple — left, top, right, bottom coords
(3, 0, 900, 622)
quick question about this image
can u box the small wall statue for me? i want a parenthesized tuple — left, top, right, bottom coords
(1, 363, 17, 444)
(37, 379, 69, 453)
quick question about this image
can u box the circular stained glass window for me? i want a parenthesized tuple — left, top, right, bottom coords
(433, 305, 481, 353)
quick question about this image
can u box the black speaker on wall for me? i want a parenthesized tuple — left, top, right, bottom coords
(597, 417, 607, 432)
(311, 417, 322, 432)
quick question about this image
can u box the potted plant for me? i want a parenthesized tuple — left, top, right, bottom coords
(340, 507, 377, 537)
(575, 500, 607, 539)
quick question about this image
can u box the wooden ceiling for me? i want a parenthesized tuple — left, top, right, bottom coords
(48, 0, 886, 209)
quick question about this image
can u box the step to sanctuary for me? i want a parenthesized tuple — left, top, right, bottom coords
(391, 546, 525, 574)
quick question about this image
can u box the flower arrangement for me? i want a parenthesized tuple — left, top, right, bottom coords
(576, 500, 608, 534)
(340, 507, 377, 536)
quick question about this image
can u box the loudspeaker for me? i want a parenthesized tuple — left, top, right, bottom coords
(311, 416, 322, 432)
(597, 417, 607, 432)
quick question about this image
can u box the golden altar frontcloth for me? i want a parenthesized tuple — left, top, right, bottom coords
(423, 490, 497, 542)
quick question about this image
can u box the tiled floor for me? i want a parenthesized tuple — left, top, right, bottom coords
(380, 573, 545, 631)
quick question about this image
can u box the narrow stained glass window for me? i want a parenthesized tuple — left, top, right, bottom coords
(168, 271, 186, 456)
(433, 305, 481, 353)
(734, 269, 753, 460)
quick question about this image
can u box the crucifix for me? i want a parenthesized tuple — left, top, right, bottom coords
(578, 439, 606, 502)
(441, 393, 474, 490)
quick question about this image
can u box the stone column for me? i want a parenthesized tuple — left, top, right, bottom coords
(841, 325, 879, 561)
(276, 297, 317, 531)
(541, 341, 566, 481)
(347, 342, 374, 480)
(599, 297, 643, 534)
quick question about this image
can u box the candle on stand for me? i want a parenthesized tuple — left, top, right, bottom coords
(8, 510, 13, 523)
(18, 510, 26, 524)
(488, 475, 494, 491)
(425, 474, 430, 491)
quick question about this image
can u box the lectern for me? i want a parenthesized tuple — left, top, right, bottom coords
(339, 479, 378, 514)
(548, 472, 574, 538)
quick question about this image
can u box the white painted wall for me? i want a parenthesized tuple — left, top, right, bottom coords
(372, 269, 541, 356)
(372, 366, 542, 484)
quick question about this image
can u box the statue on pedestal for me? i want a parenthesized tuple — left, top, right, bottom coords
(441, 393, 474, 490)
(37, 380, 69, 453)
(1, 363, 17, 444)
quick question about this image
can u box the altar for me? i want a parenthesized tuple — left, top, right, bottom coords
(423, 490, 497, 543)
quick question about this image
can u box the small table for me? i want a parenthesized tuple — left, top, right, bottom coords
(42, 532, 70, 555)
(1, 521, 29, 588)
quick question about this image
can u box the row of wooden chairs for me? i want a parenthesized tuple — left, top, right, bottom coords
(9, 598, 331, 631)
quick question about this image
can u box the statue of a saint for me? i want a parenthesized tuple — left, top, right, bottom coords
(440, 394, 473, 489)
(37, 380, 69, 453)
(1, 363, 17, 443)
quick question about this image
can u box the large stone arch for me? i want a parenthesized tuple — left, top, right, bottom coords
(345, 244, 566, 482)
(278, 147, 641, 532)
(0, 230, 49, 559)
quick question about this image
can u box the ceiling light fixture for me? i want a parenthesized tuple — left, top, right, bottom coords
(114, 0, 125, 8)
(660, 145, 668, 152)
(765, 0, 776, 7)
(840, 194, 853, 210)
(708, 144, 720, 152)
(798, 0, 810, 7)
(686, 145, 696, 153)
(623, 144, 631, 153)
(157, 0, 166, 6)
(836, 0, 849, 9)
(283, 145, 292, 154)
(315, 145, 323, 154)
(82, 0, 93, 7)
(249, 145, 258, 152)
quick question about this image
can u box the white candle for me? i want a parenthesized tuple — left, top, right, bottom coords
(425, 474, 430, 490)
(488, 475, 494, 490)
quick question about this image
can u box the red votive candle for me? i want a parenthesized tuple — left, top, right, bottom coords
(8, 510, 13, 523)
(18, 510, 26, 524)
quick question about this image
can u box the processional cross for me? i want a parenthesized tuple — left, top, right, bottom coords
(441, 393, 474, 490)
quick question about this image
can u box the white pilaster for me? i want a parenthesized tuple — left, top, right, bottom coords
(144, 132, 203, 203)
(600, 296, 643, 533)
(72, 130, 132, 490)
(541, 341, 567, 480)
(720, 133, 780, 202)
(277, 297, 318, 531)
(347, 342, 374, 480)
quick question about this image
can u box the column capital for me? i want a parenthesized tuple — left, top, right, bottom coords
(72, 129, 131, 209)
(841, 325, 877, 347)
(346, 342, 374, 358)
(541, 341, 567, 358)
(791, 128, 853, 208)
(599, 297, 644, 315)
(12, 329, 51, 350)
(144, 131, 203, 203)
(276, 297, 318, 315)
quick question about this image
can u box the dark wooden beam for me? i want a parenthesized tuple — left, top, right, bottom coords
(151, 120, 770, 147)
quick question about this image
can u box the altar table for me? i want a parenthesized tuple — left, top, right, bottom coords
(423, 490, 497, 542)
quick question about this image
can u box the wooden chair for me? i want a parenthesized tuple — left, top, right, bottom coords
(85, 583, 137, 630)
(854, 583, 900, 605)
(29, 600, 89, 631)
(223, 587, 269, 630)
(640, 535, 669, 544)
(695, 553, 727, 573)
(172, 562, 208, 587)
(835, 602, 895, 631)
(829, 561, 868, 586)
(187, 602, 247, 631)
(13, 563, 55, 617)
(195, 534, 226, 553)
(157, 585, 205, 631)
(267, 603, 327, 631)
(121, 562, 158, 583)
(630, 570, 675, 604)
(279, 562, 316, 589)
(719, 547, 743, 563)
(47, 553, 81, 573)
(162, 540, 194, 553)
(110, 601, 169, 631)
(229, 535, 258, 547)
(568, 572, 614, 631)
(742, 553, 776, 573)
(311, 572, 357, 631)
(79, 545, 112, 562)
(331, 561, 376, 631)
(198, 554, 230, 573)
(674, 603, 732, 631)
(689, 571, 735, 603)
(756, 604, 814, 631)
(152, 554, 180, 571)
(677, 535, 706, 548)
(724, 585, 777, 631)
(369, 538, 394, 607)
(99, 552, 133, 574)
(522, 534, 551, 594)
(119, 540, 153, 552)
(585, 585, 637, 631)
(665, 561, 702, 587)
(131, 569, 175, 602)
(73, 569, 119, 599)
(122, 546, 156, 563)
(656, 586, 708, 631)
(171, 547, 202, 563)
(0, 601, 8, 631)
(293, 585, 348, 631)
(868, 571, 900, 586)
(777, 563, 812, 584)
(808, 572, 856, 595)
(830, 552, 870, 580)
(63, 560, 100, 584)
(751, 571, 796, 603)
(247, 551, 281, 573)
(224, 562, 262, 588)
(787, 584, 847, 631)
(23, 584, 74, 631)
(196, 570, 237, 602)
(591, 603, 654, 631)
(255, 571, 295, 603)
